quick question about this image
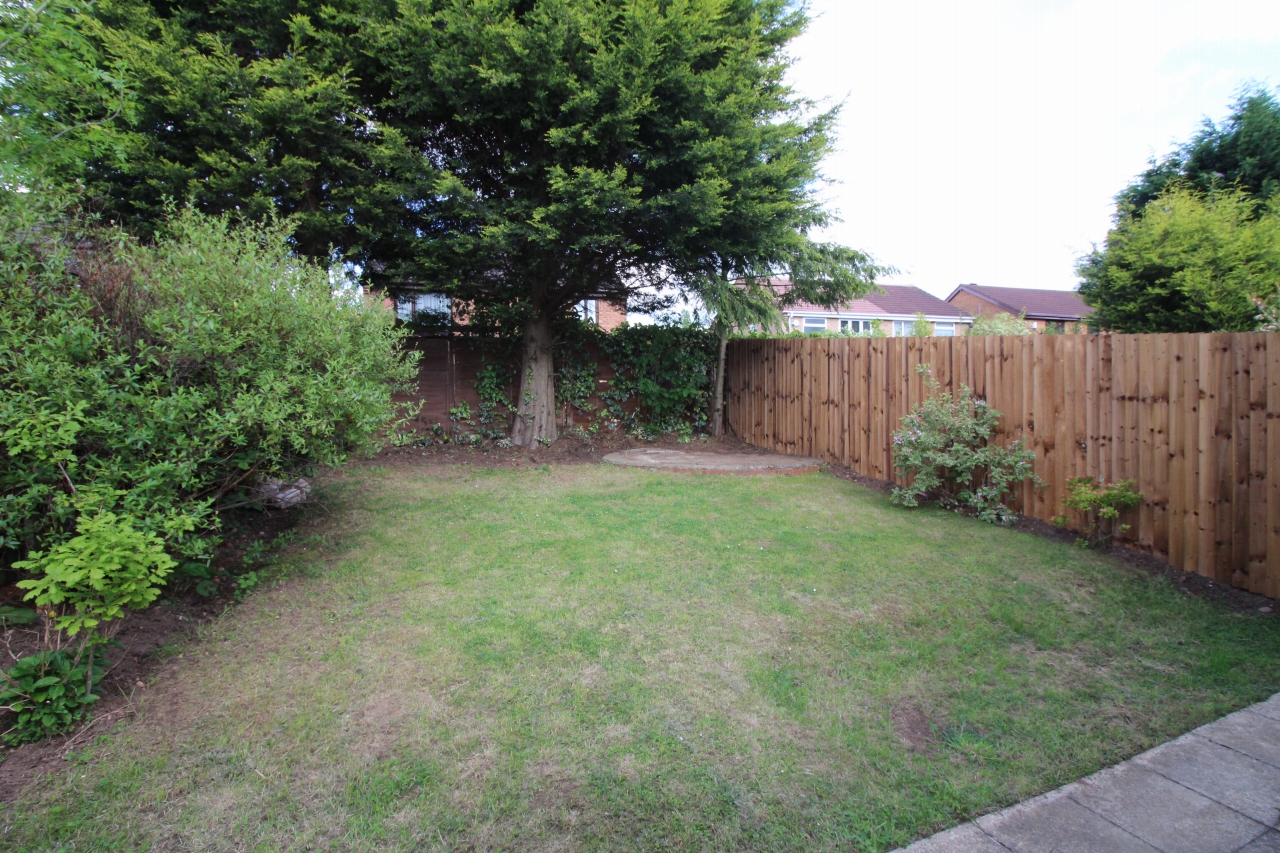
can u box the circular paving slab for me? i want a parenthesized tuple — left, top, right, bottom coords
(602, 448, 821, 474)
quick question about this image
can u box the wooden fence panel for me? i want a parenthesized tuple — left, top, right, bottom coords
(725, 332, 1280, 596)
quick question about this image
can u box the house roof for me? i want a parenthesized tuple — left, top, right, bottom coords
(946, 284, 1093, 321)
(776, 282, 969, 320)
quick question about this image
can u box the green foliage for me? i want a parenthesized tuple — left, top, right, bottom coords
(967, 312, 1033, 336)
(909, 312, 933, 337)
(1, 203, 418, 582)
(1054, 477, 1144, 548)
(14, 512, 174, 637)
(1119, 86, 1280, 213)
(1084, 85, 1280, 334)
(474, 362, 514, 424)
(1078, 187, 1280, 332)
(0, 0, 136, 189)
(891, 366, 1037, 525)
(600, 324, 718, 435)
(0, 648, 102, 744)
(555, 355, 598, 425)
(66, 0, 426, 268)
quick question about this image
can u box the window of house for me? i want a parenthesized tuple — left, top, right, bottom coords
(840, 319, 879, 334)
(892, 320, 911, 337)
(576, 299, 599, 324)
(934, 323, 955, 337)
(397, 291, 450, 323)
(803, 316, 827, 334)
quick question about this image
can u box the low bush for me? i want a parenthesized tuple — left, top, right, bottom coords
(1054, 477, 1144, 547)
(0, 648, 103, 744)
(891, 365, 1037, 524)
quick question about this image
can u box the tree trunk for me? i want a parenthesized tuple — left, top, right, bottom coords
(510, 312, 558, 447)
(710, 322, 728, 438)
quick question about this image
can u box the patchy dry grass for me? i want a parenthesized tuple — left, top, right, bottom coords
(4, 464, 1280, 852)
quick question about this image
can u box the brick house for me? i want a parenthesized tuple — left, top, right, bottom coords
(778, 283, 971, 336)
(945, 284, 1093, 332)
(390, 290, 628, 332)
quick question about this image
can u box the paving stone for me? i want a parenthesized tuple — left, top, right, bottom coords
(1252, 694, 1280, 723)
(1195, 710, 1280, 769)
(601, 448, 821, 472)
(977, 793, 1159, 853)
(896, 822, 1010, 852)
(1068, 763, 1267, 853)
(1133, 733, 1280, 825)
(1236, 831, 1280, 852)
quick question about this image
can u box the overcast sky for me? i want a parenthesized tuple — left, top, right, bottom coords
(785, 0, 1280, 298)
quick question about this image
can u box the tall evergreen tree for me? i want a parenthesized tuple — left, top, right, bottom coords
(369, 0, 880, 445)
(1118, 85, 1280, 215)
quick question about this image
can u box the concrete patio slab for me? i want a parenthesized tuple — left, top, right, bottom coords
(1195, 710, 1280, 768)
(1238, 831, 1280, 852)
(898, 823, 1009, 852)
(601, 448, 821, 473)
(1133, 734, 1280, 825)
(1253, 695, 1280, 722)
(978, 793, 1160, 853)
(1067, 764, 1266, 853)
(891, 693, 1280, 853)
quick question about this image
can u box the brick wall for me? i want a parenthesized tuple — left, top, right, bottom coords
(597, 300, 627, 331)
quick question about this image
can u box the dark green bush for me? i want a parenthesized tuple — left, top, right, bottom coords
(0, 204, 419, 582)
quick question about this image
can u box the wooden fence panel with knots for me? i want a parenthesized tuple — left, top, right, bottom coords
(723, 333, 1280, 598)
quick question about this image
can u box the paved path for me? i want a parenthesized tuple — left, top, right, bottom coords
(895, 692, 1280, 853)
(601, 448, 821, 473)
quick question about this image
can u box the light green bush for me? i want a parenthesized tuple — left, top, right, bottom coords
(967, 312, 1034, 336)
(1, 204, 418, 586)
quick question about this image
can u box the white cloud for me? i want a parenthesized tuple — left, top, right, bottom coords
(787, 0, 1280, 297)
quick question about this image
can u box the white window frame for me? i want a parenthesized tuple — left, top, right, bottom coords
(934, 322, 955, 337)
(576, 299, 599, 324)
(397, 291, 450, 322)
(892, 320, 911, 337)
(802, 316, 828, 334)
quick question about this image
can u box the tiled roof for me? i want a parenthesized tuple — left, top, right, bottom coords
(776, 282, 969, 319)
(947, 285, 1093, 321)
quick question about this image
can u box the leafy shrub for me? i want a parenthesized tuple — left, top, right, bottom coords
(967, 312, 1034, 336)
(0, 649, 103, 744)
(891, 366, 1037, 524)
(1053, 477, 1144, 547)
(1, 203, 418, 591)
(14, 512, 174, 638)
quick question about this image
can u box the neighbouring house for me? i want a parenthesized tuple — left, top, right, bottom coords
(574, 297, 628, 331)
(777, 282, 971, 336)
(390, 290, 628, 332)
(945, 284, 1093, 332)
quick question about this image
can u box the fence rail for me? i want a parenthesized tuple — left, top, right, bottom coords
(724, 333, 1280, 598)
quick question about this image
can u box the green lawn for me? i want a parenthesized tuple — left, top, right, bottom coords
(5, 464, 1280, 852)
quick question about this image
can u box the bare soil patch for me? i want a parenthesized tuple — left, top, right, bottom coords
(0, 505, 305, 802)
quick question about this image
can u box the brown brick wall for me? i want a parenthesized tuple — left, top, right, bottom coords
(597, 300, 627, 331)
